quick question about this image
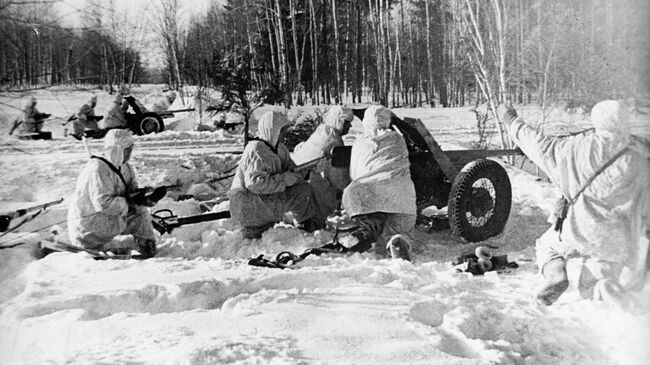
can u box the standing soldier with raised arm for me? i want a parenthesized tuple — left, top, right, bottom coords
(502, 101, 650, 309)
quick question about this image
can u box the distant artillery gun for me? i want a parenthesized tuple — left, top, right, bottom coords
(64, 95, 196, 139)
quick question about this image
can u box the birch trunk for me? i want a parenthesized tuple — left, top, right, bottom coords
(331, 0, 341, 103)
(289, 0, 303, 105)
(425, 0, 434, 106)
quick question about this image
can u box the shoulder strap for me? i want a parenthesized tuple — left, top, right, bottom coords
(567, 147, 629, 205)
(249, 137, 278, 154)
(91, 155, 128, 189)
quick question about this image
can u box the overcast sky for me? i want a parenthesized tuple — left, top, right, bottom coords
(53, 0, 213, 68)
(54, 0, 213, 27)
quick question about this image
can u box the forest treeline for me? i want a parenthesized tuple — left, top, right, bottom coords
(162, 0, 650, 112)
(0, 0, 145, 90)
(1, 0, 649, 111)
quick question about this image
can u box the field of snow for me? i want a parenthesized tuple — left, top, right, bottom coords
(0, 86, 649, 364)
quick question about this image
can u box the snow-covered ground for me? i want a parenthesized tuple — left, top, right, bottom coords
(0, 87, 649, 364)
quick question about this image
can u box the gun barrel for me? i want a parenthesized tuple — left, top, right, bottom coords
(152, 210, 231, 234)
(10, 198, 64, 219)
(176, 211, 231, 225)
(166, 108, 195, 113)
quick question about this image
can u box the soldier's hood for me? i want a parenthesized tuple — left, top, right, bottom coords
(257, 111, 289, 146)
(113, 94, 123, 105)
(323, 105, 353, 132)
(103, 129, 134, 165)
(591, 100, 630, 142)
(362, 105, 392, 137)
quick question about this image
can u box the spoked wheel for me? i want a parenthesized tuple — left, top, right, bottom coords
(448, 159, 512, 242)
(137, 113, 164, 135)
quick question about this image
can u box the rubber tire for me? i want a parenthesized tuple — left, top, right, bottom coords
(448, 159, 512, 242)
(138, 113, 164, 135)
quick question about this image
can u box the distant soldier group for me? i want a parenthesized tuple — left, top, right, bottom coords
(17, 91, 176, 140)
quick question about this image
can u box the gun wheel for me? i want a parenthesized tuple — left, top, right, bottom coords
(138, 113, 164, 135)
(448, 159, 512, 242)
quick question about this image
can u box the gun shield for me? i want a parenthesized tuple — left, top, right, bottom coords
(331, 146, 352, 168)
(0, 215, 11, 232)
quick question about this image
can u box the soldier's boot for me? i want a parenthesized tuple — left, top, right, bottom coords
(242, 222, 275, 239)
(387, 234, 411, 261)
(137, 239, 157, 259)
(536, 257, 569, 306)
(347, 230, 374, 253)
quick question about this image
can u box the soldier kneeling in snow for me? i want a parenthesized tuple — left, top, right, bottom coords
(71, 95, 101, 139)
(502, 101, 649, 309)
(102, 93, 129, 129)
(67, 130, 157, 258)
(341, 106, 417, 259)
(293, 105, 354, 222)
(229, 111, 320, 239)
(23, 96, 47, 133)
(151, 91, 177, 113)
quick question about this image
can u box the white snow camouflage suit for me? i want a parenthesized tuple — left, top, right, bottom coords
(67, 130, 155, 250)
(507, 100, 650, 285)
(342, 106, 417, 245)
(293, 105, 353, 220)
(229, 111, 316, 230)
(23, 97, 43, 133)
(73, 96, 98, 136)
(102, 94, 128, 129)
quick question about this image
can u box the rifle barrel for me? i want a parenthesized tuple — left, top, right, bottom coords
(5, 198, 64, 219)
(176, 211, 231, 226)
(166, 108, 195, 113)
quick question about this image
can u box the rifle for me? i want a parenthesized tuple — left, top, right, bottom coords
(0, 198, 64, 232)
(127, 184, 180, 206)
(151, 209, 231, 234)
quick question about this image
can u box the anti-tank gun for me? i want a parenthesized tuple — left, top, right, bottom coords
(329, 108, 523, 243)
